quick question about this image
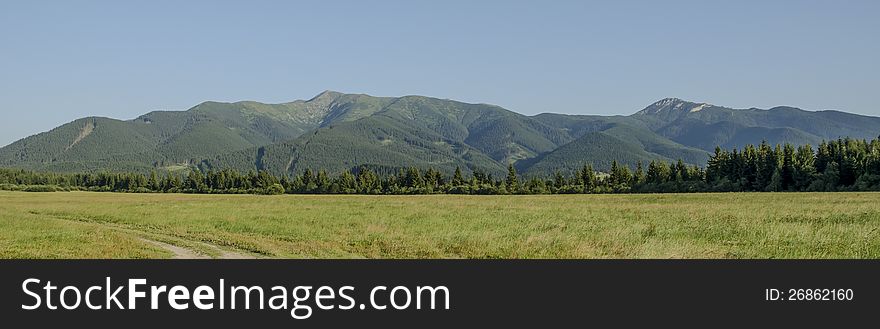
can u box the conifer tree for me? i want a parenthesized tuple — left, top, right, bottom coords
(452, 166, 464, 186)
(148, 171, 160, 191)
(506, 164, 519, 193)
(609, 160, 621, 185)
(553, 170, 565, 190)
(316, 170, 331, 193)
(357, 167, 379, 193)
(302, 169, 314, 188)
(781, 144, 795, 190)
(767, 168, 783, 192)
(582, 164, 596, 192)
(633, 161, 645, 185)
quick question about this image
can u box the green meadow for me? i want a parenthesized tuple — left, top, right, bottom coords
(0, 191, 878, 259)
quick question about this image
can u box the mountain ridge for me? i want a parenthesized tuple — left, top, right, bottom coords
(2, 91, 878, 176)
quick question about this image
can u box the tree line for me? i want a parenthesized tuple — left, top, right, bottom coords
(2, 138, 879, 195)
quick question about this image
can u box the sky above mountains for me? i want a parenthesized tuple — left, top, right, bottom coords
(1, 0, 878, 147)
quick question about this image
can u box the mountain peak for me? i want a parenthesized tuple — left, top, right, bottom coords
(308, 90, 343, 103)
(635, 98, 710, 116)
(652, 97, 686, 106)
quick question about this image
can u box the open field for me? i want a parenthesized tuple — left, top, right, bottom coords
(0, 191, 878, 259)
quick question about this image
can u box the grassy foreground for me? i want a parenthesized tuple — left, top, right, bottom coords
(0, 191, 878, 259)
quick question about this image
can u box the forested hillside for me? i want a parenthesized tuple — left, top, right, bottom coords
(2, 91, 878, 177)
(631, 98, 880, 150)
(3, 138, 878, 194)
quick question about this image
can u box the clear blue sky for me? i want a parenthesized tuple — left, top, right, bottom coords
(1, 0, 878, 146)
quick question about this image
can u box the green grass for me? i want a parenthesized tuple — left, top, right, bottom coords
(1, 191, 878, 259)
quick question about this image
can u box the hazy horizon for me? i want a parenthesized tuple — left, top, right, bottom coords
(2, 0, 878, 146)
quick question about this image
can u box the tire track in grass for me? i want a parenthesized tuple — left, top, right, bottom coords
(31, 211, 257, 259)
(139, 238, 208, 259)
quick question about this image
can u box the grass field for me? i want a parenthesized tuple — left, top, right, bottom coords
(0, 191, 878, 259)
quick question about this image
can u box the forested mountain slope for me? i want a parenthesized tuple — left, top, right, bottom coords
(2, 91, 877, 176)
(631, 98, 880, 151)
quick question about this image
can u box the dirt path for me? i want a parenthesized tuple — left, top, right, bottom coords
(140, 238, 209, 259)
(35, 211, 257, 259)
(134, 232, 257, 259)
(139, 237, 256, 259)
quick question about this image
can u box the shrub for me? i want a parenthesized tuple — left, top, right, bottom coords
(22, 185, 61, 192)
(447, 185, 471, 195)
(0, 183, 21, 191)
(262, 184, 286, 195)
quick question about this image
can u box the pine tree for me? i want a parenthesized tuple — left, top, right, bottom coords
(619, 165, 632, 187)
(767, 168, 783, 192)
(302, 169, 314, 188)
(706, 147, 725, 183)
(424, 168, 443, 190)
(646, 160, 671, 185)
(316, 170, 331, 193)
(792, 145, 816, 191)
(553, 170, 565, 190)
(755, 141, 775, 190)
(357, 167, 379, 193)
(452, 166, 464, 186)
(404, 167, 424, 189)
(169, 174, 182, 191)
(582, 164, 596, 193)
(148, 171, 160, 191)
(303, 169, 317, 193)
(741, 144, 758, 189)
(186, 170, 205, 191)
(815, 141, 830, 173)
(473, 169, 487, 185)
(674, 159, 687, 182)
(256, 170, 277, 189)
(506, 164, 519, 193)
(609, 160, 621, 185)
(781, 144, 795, 190)
(820, 161, 841, 191)
(633, 161, 645, 185)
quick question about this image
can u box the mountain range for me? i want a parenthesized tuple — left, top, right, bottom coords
(2, 91, 878, 176)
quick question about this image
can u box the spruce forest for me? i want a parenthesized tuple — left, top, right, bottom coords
(2, 137, 879, 195)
